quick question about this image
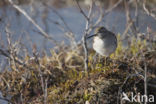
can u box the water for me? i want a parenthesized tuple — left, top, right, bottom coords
(0, 2, 155, 69)
(0, 2, 155, 66)
(0, 3, 155, 51)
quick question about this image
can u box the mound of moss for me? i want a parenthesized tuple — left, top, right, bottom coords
(0, 36, 156, 104)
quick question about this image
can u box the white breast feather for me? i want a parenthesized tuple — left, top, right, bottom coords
(93, 36, 115, 56)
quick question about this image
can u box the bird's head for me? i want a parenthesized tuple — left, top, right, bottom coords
(94, 26, 108, 39)
(87, 26, 107, 39)
(95, 26, 107, 34)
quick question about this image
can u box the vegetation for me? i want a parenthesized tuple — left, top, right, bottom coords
(0, 0, 156, 104)
(0, 35, 156, 104)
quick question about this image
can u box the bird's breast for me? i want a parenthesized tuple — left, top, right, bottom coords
(93, 37, 104, 48)
(93, 36, 105, 56)
(93, 36, 117, 56)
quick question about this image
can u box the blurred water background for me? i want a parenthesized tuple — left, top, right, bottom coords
(0, 0, 155, 50)
(0, 0, 155, 67)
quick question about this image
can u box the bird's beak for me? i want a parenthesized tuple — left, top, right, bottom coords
(87, 34, 96, 39)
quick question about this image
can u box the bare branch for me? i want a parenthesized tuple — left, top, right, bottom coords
(0, 48, 33, 70)
(75, 0, 93, 73)
(75, 0, 89, 20)
(134, 0, 139, 28)
(143, 0, 156, 20)
(50, 8, 77, 48)
(32, 50, 45, 93)
(5, 27, 18, 72)
(92, 0, 123, 31)
(144, 61, 147, 104)
(93, 5, 104, 28)
(51, 8, 73, 33)
(42, 2, 77, 48)
(124, 0, 138, 37)
(7, 0, 58, 45)
(44, 78, 48, 104)
(104, 0, 123, 15)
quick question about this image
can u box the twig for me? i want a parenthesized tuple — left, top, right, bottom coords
(92, 5, 104, 28)
(20, 92, 24, 104)
(134, 0, 139, 28)
(50, 8, 77, 48)
(75, 0, 93, 73)
(7, 0, 58, 45)
(51, 8, 73, 33)
(5, 27, 18, 72)
(144, 59, 147, 104)
(94, 0, 123, 28)
(41, 7, 49, 52)
(75, 1, 89, 21)
(33, 51, 45, 93)
(48, 18, 78, 49)
(77, 0, 123, 45)
(143, 0, 156, 20)
(44, 78, 48, 104)
(122, 21, 133, 38)
(124, 0, 137, 37)
(0, 48, 33, 70)
(33, 50, 48, 104)
(104, 0, 123, 16)
(0, 97, 11, 103)
(43, 3, 78, 49)
(117, 73, 144, 104)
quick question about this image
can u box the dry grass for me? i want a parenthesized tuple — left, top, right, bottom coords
(0, 36, 156, 104)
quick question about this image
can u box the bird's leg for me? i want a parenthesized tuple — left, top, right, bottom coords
(93, 52, 98, 65)
(105, 57, 108, 66)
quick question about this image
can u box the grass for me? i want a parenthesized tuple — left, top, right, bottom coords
(0, 35, 156, 104)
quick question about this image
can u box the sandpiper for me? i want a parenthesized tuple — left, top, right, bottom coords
(87, 26, 117, 62)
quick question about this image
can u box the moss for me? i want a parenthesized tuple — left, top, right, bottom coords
(0, 35, 156, 104)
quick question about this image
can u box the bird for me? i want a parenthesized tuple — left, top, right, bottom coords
(87, 26, 117, 64)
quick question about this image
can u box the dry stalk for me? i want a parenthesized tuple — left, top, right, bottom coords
(32, 48, 48, 104)
(75, 0, 93, 74)
(0, 48, 34, 71)
(5, 27, 18, 72)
